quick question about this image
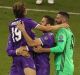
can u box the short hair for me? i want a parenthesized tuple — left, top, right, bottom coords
(58, 11, 70, 19)
(43, 15, 55, 25)
(13, 2, 26, 18)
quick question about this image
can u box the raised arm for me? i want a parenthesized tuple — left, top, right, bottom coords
(36, 23, 68, 31)
(17, 21, 69, 32)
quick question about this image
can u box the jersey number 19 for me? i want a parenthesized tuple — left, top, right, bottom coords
(11, 27, 22, 42)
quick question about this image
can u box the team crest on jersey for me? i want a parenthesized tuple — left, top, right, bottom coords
(44, 36, 48, 40)
(58, 35, 64, 42)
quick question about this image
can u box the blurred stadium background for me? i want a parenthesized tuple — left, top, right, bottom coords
(0, 0, 80, 75)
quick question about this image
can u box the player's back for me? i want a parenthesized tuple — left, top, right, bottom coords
(9, 17, 37, 50)
(7, 17, 37, 75)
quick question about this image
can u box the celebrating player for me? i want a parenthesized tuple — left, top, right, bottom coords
(16, 15, 55, 75)
(7, 2, 37, 75)
(34, 12, 75, 75)
(32, 15, 55, 75)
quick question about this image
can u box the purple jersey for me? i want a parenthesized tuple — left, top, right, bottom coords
(40, 32, 55, 48)
(34, 32, 55, 75)
(7, 17, 38, 56)
(7, 17, 38, 75)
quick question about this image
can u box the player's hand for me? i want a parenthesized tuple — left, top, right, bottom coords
(33, 46, 42, 53)
(16, 47, 23, 55)
(17, 21, 25, 32)
(60, 23, 69, 28)
(20, 50, 30, 57)
(16, 46, 30, 57)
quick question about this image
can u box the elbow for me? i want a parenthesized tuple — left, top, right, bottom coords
(6, 49, 10, 56)
(6, 49, 16, 56)
(6, 51, 12, 56)
(7, 52, 12, 56)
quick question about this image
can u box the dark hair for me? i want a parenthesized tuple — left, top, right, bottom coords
(43, 15, 55, 25)
(13, 2, 26, 18)
(58, 11, 70, 19)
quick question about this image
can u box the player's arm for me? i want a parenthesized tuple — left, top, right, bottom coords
(17, 21, 69, 32)
(6, 34, 16, 56)
(16, 46, 30, 57)
(36, 23, 68, 31)
(50, 30, 67, 53)
(6, 34, 30, 57)
(34, 30, 67, 53)
(19, 29, 42, 46)
(33, 46, 48, 53)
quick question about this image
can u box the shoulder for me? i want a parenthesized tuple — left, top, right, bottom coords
(23, 18, 37, 24)
(22, 17, 33, 22)
(9, 20, 16, 28)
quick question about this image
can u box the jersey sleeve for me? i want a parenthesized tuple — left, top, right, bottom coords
(50, 30, 67, 53)
(6, 34, 16, 56)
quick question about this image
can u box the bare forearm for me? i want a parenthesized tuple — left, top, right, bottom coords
(39, 48, 50, 52)
(21, 30, 41, 46)
(34, 47, 50, 53)
(21, 30, 34, 46)
(49, 25, 61, 31)
(48, 24, 67, 31)
(37, 24, 62, 31)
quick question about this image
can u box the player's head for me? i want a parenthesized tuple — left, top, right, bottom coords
(55, 11, 69, 24)
(40, 15, 55, 26)
(13, 2, 26, 18)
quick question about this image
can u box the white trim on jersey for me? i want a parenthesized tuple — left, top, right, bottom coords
(35, 24, 40, 28)
(26, 45, 29, 51)
(38, 38, 43, 46)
